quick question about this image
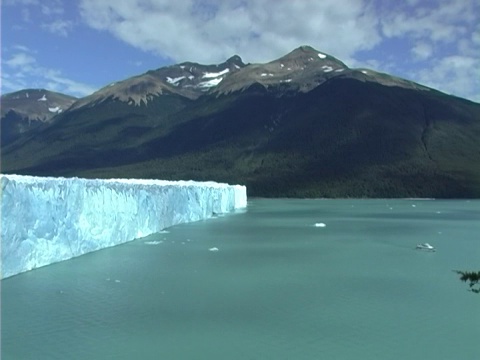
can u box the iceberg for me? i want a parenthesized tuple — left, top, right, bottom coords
(1, 174, 247, 279)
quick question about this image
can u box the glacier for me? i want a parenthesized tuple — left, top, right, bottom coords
(1, 174, 247, 279)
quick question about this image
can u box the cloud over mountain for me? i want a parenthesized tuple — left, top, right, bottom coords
(2, 0, 479, 102)
(79, 0, 381, 64)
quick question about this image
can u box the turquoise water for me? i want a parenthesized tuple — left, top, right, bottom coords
(2, 199, 479, 359)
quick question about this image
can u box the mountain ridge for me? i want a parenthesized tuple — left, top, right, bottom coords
(1, 89, 77, 145)
(2, 45, 479, 198)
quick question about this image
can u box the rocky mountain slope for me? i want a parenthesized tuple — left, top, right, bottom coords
(1, 89, 77, 145)
(2, 46, 480, 198)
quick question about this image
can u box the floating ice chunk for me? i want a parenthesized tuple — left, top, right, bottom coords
(416, 243, 435, 251)
(115, 279, 121, 283)
(144, 240, 163, 245)
(314, 223, 326, 227)
(318, 53, 327, 59)
(37, 94, 47, 101)
(209, 247, 219, 252)
(202, 68, 229, 78)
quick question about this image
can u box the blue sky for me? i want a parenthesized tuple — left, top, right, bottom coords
(2, 0, 479, 102)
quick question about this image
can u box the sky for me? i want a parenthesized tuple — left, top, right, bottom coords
(1, 0, 479, 102)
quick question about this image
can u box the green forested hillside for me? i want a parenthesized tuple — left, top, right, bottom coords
(3, 77, 479, 198)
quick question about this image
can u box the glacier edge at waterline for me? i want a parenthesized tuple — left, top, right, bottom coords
(1, 174, 247, 279)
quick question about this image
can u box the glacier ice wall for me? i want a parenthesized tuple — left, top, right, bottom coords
(1, 175, 247, 279)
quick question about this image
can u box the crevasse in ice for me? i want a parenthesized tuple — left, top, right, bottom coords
(1, 175, 247, 278)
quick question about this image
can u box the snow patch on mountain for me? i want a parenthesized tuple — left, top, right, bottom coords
(197, 77, 224, 88)
(48, 106, 62, 113)
(318, 53, 327, 59)
(166, 76, 186, 85)
(202, 68, 230, 78)
(37, 94, 47, 101)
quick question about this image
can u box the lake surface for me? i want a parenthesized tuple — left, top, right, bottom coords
(2, 199, 479, 360)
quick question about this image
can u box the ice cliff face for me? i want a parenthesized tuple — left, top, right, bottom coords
(1, 175, 247, 279)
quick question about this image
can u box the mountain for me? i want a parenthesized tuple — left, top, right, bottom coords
(69, 55, 246, 110)
(215, 46, 431, 95)
(2, 46, 480, 198)
(1, 89, 77, 145)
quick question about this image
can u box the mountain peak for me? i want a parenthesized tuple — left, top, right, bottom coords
(1, 88, 78, 145)
(279, 45, 337, 63)
(213, 45, 349, 95)
(293, 45, 321, 54)
(226, 55, 244, 66)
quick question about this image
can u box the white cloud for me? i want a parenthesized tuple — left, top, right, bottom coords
(4, 0, 74, 36)
(21, 7, 31, 22)
(381, 1, 477, 43)
(79, 0, 382, 64)
(2, 50, 97, 97)
(41, 19, 73, 37)
(415, 55, 480, 102)
(12, 44, 31, 52)
(3, 0, 39, 5)
(5, 52, 36, 68)
(41, 68, 97, 96)
(364, 0, 479, 102)
(41, 1, 64, 16)
(411, 41, 433, 61)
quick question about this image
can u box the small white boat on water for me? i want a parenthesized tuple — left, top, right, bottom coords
(416, 243, 436, 252)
